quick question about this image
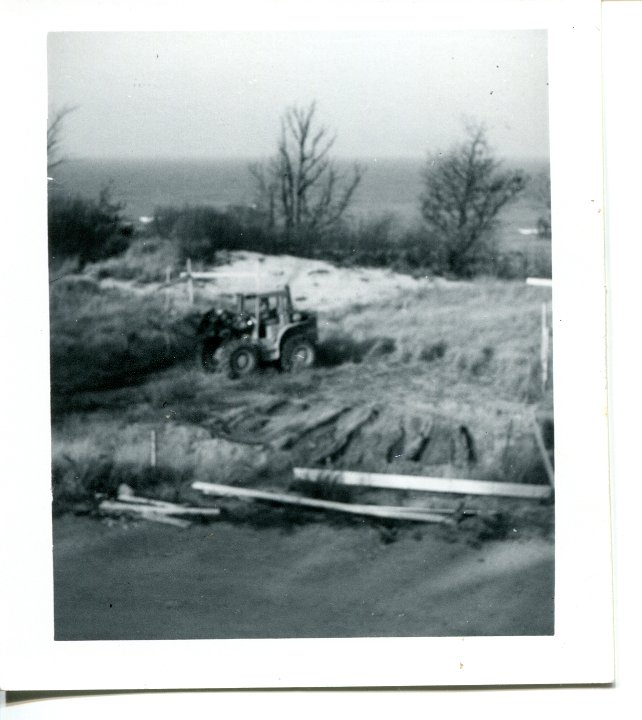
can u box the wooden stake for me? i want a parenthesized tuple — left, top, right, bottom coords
(541, 302, 550, 393)
(530, 414, 555, 489)
(186, 258, 194, 305)
(150, 430, 157, 468)
(165, 266, 171, 310)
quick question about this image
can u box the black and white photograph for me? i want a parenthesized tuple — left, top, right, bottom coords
(1, 0, 614, 692)
(47, 28, 555, 642)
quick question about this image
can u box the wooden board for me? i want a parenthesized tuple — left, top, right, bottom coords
(101, 500, 221, 518)
(99, 502, 192, 528)
(526, 277, 553, 288)
(292, 468, 552, 500)
(191, 481, 454, 524)
(115, 494, 181, 509)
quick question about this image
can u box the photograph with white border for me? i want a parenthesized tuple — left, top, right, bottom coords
(0, 0, 613, 690)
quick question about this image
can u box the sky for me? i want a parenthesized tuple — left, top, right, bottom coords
(48, 31, 549, 160)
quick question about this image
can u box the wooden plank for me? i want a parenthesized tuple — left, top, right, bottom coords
(139, 513, 191, 528)
(387, 503, 464, 515)
(101, 500, 220, 518)
(191, 481, 455, 524)
(99, 502, 191, 528)
(115, 494, 179, 508)
(292, 467, 552, 500)
(526, 277, 553, 288)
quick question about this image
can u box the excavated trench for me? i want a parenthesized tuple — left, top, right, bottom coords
(188, 395, 553, 491)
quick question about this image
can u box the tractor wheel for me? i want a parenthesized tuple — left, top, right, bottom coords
(281, 336, 316, 372)
(220, 338, 260, 379)
(201, 339, 220, 373)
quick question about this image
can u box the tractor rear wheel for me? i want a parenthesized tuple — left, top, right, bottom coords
(281, 336, 316, 372)
(220, 338, 260, 379)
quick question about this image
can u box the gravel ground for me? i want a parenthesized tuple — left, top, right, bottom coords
(53, 513, 554, 640)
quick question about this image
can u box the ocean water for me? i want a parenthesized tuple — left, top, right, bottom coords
(50, 156, 549, 246)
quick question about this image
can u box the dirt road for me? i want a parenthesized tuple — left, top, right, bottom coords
(53, 514, 554, 640)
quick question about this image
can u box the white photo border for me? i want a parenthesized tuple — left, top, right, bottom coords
(0, 0, 613, 690)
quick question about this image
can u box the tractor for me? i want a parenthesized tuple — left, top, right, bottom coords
(197, 285, 318, 378)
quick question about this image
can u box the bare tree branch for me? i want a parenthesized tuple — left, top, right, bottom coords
(47, 105, 78, 173)
(249, 102, 363, 240)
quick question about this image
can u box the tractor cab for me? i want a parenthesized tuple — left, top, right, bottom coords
(237, 287, 294, 339)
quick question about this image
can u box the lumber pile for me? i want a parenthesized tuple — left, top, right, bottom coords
(191, 481, 457, 524)
(190, 462, 551, 527)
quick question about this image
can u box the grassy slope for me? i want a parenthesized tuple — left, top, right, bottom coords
(50, 244, 554, 521)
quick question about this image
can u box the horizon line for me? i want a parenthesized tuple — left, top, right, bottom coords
(60, 153, 551, 164)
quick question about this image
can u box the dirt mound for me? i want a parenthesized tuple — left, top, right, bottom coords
(95, 250, 449, 314)
(190, 396, 552, 488)
(191, 251, 435, 312)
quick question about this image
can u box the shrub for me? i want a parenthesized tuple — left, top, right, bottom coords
(145, 199, 551, 280)
(87, 237, 180, 282)
(316, 332, 397, 366)
(470, 346, 495, 376)
(48, 185, 132, 268)
(419, 341, 448, 362)
(494, 249, 551, 280)
(52, 455, 192, 515)
(52, 457, 116, 515)
(174, 206, 243, 263)
(152, 204, 277, 264)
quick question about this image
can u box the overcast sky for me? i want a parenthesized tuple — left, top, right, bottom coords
(48, 31, 549, 160)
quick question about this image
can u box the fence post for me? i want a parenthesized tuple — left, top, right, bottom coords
(150, 429, 157, 468)
(186, 258, 194, 305)
(540, 302, 549, 393)
(165, 266, 171, 311)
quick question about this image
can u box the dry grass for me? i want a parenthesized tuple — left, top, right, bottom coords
(49, 250, 554, 516)
(315, 278, 550, 403)
(49, 274, 202, 406)
(86, 237, 181, 283)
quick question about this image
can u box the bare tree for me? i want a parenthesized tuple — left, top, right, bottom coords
(47, 105, 77, 173)
(250, 102, 362, 240)
(420, 124, 526, 276)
